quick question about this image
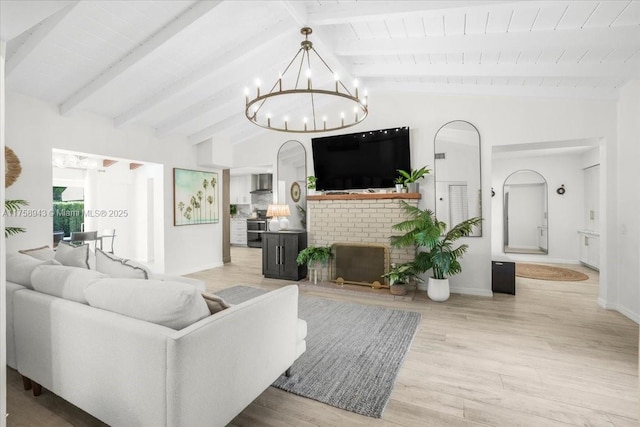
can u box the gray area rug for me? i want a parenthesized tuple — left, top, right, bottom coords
(216, 286, 421, 418)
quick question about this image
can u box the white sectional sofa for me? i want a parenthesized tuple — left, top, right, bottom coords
(5, 247, 307, 427)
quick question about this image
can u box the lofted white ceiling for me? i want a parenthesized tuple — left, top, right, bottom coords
(3, 0, 640, 146)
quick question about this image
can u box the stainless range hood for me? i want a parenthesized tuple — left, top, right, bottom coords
(250, 174, 273, 193)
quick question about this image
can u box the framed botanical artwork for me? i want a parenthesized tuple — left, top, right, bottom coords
(174, 168, 219, 226)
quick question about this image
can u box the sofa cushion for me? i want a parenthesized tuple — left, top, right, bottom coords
(55, 242, 91, 269)
(201, 292, 231, 314)
(6, 253, 60, 288)
(151, 273, 206, 291)
(19, 245, 56, 261)
(31, 265, 109, 304)
(84, 279, 210, 330)
(95, 248, 149, 279)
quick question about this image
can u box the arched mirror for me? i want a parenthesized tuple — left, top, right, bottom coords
(277, 140, 307, 230)
(434, 120, 482, 236)
(503, 170, 548, 254)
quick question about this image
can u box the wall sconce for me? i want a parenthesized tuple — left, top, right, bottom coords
(556, 185, 566, 195)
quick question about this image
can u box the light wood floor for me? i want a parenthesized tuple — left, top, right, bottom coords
(6, 247, 639, 426)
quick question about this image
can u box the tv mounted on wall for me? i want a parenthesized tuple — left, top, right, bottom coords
(311, 126, 411, 191)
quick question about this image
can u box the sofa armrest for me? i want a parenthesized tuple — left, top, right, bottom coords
(13, 290, 175, 427)
(166, 285, 300, 427)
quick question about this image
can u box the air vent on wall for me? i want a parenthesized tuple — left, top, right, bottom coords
(435, 153, 446, 159)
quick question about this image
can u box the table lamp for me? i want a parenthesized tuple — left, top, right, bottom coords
(266, 204, 291, 231)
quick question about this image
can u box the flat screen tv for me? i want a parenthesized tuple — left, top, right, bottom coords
(311, 126, 410, 191)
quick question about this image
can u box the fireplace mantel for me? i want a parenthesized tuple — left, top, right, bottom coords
(307, 192, 421, 201)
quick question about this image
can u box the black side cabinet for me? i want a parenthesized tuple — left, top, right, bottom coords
(263, 231, 307, 281)
(492, 261, 515, 295)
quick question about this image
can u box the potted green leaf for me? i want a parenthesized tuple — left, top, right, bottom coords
(306, 176, 318, 195)
(4, 199, 28, 237)
(397, 166, 430, 193)
(390, 201, 482, 301)
(393, 176, 405, 193)
(296, 245, 333, 284)
(381, 262, 424, 296)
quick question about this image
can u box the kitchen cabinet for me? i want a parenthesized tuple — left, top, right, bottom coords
(262, 231, 307, 280)
(230, 218, 247, 246)
(230, 175, 251, 204)
(578, 231, 599, 270)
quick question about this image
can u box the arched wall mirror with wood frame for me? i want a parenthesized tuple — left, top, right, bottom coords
(434, 120, 482, 236)
(277, 140, 307, 230)
(503, 169, 548, 254)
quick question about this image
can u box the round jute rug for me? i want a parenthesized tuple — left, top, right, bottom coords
(516, 263, 589, 281)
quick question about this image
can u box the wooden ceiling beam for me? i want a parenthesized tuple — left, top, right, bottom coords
(129, 163, 143, 170)
(351, 62, 640, 79)
(334, 26, 640, 56)
(113, 21, 294, 128)
(58, 1, 223, 116)
(102, 159, 117, 168)
(6, 1, 79, 77)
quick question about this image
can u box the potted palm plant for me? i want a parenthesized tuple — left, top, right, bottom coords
(390, 201, 482, 301)
(296, 245, 333, 284)
(381, 262, 424, 296)
(397, 166, 430, 193)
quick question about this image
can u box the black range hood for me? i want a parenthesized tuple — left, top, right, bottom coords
(250, 174, 273, 193)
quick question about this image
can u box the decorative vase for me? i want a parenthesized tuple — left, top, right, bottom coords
(389, 283, 407, 296)
(395, 184, 404, 193)
(427, 277, 450, 302)
(406, 182, 419, 193)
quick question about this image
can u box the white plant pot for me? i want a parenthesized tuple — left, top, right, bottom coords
(427, 277, 450, 302)
(395, 184, 404, 193)
(406, 182, 420, 193)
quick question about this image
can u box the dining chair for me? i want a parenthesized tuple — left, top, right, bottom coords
(70, 231, 99, 250)
(101, 229, 116, 253)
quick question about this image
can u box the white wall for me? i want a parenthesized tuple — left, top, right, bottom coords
(613, 80, 640, 322)
(1, 40, 8, 427)
(5, 92, 223, 275)
(492, 154, 585, 263)
(236, 92, 618, 299)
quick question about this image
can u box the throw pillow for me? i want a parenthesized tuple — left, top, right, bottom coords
(84, 279, 210, 330)
(31, 265, 108, 304)
(19, 245, 55, 261)
(6, 253, 60, 288)
(95, 248, 149, 279)
(201, 292, 231, 314)
(55, 242, 91, 269)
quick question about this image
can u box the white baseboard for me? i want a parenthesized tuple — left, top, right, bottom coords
(598, 298, 639, 324)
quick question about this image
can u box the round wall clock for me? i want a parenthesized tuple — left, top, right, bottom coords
(290, 182, 301, 202)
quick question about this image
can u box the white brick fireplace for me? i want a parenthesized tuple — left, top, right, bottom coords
(307, 193, 420, 284)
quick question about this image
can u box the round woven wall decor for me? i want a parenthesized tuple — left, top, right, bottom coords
(5, 146, 22, 188)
